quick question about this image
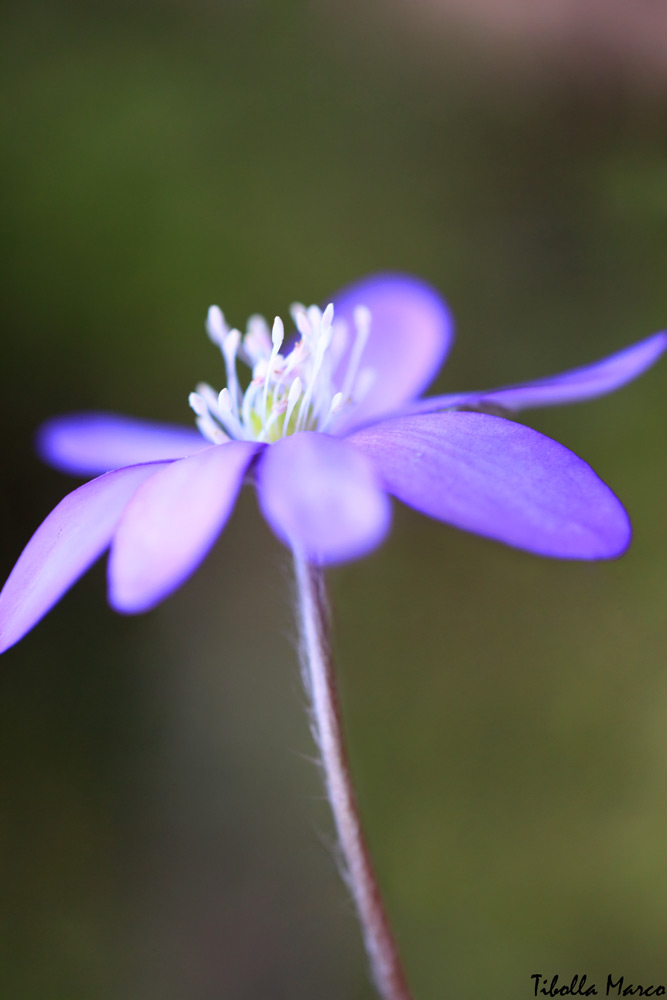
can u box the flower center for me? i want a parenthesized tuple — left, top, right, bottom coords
(189, 300, 373, 444)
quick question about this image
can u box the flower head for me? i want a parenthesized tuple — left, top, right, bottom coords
(189, 299, 372, 444)
(0, 274, 664, 654)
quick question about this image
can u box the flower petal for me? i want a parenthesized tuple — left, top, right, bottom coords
(349, 412, 630, 559)
(0, 462, 168, 654)
(108, 442, 259, 614)
(256, 432, 391, 564)
(37, 412, 210, 476)
(330, 273, 454, 432)
(404, 331, 667, 417)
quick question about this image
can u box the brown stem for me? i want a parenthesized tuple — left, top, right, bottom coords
(293, 552, 414, 1000)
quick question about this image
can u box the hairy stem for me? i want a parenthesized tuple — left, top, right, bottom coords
(293, 552, 414, 1000)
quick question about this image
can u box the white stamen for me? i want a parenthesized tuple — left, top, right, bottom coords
(321, 302, 334, 333)
(222, 328, 241, 365)
(189, 391, 207, 417)
(291, 304, 311, 340)
(354, 366, 377, 402)
(271, 315, 284, 349)
(328, 319, 349, 371)
(318, 391, 345, 432)
(341, 304, 372, 401)
(243, 314, 272, 363)
(242, 379, 262, 430)
(218, 387, 245, 439)
(283, 376, 302, 436)
(330, 391, 344, 413)
(206, 306, 228, 347)
(196, 382, 223, 416)
(196, 414, 229, 445)
(262, 317, 284, 421)
(218, 386, 234, 416)
(307, 305, 322, 334)
(222, 330, 242, 420)
(261, 398, 288, 441)
(296, 321, 332, 431)
(289, 302, 306, 324)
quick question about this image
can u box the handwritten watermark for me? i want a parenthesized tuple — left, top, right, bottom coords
(531, 974, 666, 997)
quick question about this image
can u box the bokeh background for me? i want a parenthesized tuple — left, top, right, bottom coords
(1, 2, 667, 998)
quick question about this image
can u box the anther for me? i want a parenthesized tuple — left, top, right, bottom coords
(188, 391, 207, 417)
(243, 314, 272, 363)
(206, 306, 228, 347)
(217, 387, 245, 439)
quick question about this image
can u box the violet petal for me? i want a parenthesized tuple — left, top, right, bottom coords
(349, 412, 631, 559)
(403, 331, 667, 417)
(108, 442, 259, 614)
(37, 411, 209, 476)
(256, 432, 391, 564)
(0, 462, 168, 654)
(330, 273, 454, 433)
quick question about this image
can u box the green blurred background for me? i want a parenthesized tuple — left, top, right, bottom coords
(1, 2, 667, 998)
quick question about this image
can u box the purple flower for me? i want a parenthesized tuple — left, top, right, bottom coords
(0, 274, 664, 655)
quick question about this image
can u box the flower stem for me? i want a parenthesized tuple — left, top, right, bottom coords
(292, 552, 414, 1000)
